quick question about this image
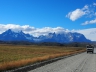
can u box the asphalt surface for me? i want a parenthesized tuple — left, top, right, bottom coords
(29, 48, 96, 72)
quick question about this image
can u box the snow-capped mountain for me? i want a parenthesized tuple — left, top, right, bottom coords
(35, 32, 91, 43)
(0, 29, 91, 43)
(0, 29, 34, 41)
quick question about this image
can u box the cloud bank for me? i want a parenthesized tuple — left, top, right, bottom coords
(0, 24, 69, 37)
(0, 24, 96, 41)
(76, 28, 96, 41)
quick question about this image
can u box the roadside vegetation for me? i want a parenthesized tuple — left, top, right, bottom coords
(0, 44, 86, 71)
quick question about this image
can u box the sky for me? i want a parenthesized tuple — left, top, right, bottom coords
(0, 0, 96, 41)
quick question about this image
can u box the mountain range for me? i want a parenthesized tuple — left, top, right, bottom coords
(0, 29, 91, 43)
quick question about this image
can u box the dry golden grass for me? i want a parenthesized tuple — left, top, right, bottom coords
(0, 44, 86, 71)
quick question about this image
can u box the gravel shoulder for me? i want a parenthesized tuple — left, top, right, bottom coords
(29, 52, 96, 72)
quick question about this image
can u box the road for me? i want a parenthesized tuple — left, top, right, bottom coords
(29, 48, 96, 72)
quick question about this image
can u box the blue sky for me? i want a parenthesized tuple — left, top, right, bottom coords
(0, 0, 96, 29)
(0, 0, 96, 40)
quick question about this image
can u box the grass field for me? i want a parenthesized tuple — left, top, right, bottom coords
(0, 44, 86, 71)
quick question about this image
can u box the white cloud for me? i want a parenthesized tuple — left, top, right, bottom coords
(82, 5, 89, 10)
(0, 24, 36, 33)
(82, 19, 96, 25)
(0, 24, 36, 34)
(66, 3, 96, 22)
(82, 5, 90, 14)
(66, 9, 85, 21)
(66, 5, 89, 21)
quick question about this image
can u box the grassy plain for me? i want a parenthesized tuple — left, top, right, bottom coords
(0, 44, 86, 71)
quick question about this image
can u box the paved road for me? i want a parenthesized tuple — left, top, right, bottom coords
(29, 49, 96, 72)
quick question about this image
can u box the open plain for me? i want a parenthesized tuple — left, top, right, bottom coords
(0, 44, 85, 71)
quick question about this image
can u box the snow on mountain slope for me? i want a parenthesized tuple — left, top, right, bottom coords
(0, 29, 91, 43)
(35, 32, 91, 43)
(0, 29, 34, 41)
